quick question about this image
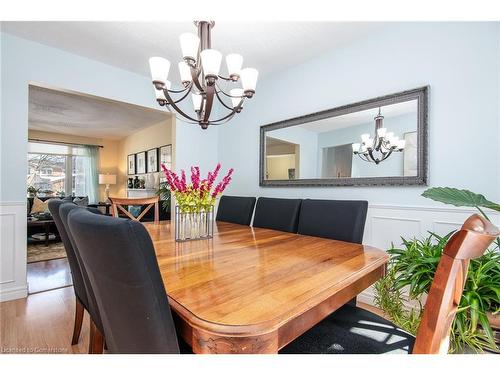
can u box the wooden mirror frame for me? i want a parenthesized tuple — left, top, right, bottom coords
(259, 86, 429, 187)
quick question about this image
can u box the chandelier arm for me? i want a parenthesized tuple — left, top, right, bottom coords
(207, 111, 238, 125)
(202, 85, 215, 124)
(380, 149, 394, 162)
(161, 104, 201, 125)
(190, 65, 205, 93)
(205, 106, 240, 124)
(164, 85, 193, 104)
(163, 88, 201, 123)
(214, 89, 237, 111)
(215, 82, 245, 99)
(165, 83, 192, 94)
(367, 149, 382, 164)
(217, 75, 234, 82)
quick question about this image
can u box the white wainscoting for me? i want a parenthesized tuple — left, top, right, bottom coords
(357, 204, 500, 306)
(0, 202, 28, 302)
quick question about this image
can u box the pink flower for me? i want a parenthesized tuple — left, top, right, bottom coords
(191, 166, 200, 190)
(163, 163, 234, 203)
(211, 168, 234, 198)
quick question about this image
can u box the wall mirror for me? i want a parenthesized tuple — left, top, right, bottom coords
(260, 86, 428, 187)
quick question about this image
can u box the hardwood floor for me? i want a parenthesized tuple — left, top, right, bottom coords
(0, 282, 385, 354)
(27, 258, 72, 294)
(1, 287, 89, 354)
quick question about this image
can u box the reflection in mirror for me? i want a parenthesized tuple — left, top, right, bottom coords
(264, 99, 419, 181)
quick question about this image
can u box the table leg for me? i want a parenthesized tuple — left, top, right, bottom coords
(45, 222, 49, 246)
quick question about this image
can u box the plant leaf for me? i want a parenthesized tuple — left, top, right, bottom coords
(422, 187, 500, 211)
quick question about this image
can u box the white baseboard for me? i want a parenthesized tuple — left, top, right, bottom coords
(0, 285, 28, 302)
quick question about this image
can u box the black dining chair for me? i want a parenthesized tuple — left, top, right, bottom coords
(57, 202, 106, 354)
(216, 195, 256, 226)
(297, 199, 368, 244)
(67, 209, 181, 354)
(252, 197, 302, 233)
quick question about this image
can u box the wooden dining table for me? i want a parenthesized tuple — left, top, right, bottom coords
(143, 220, 389, 354)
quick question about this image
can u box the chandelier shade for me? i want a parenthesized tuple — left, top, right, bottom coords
(149, 57, 171, 88)
(149, 21, 258, 129)
(179, 33, 200, 62)
(200, 49, 223, 77)
(226, 53, 243, 78)
(178, 61, 192, 83)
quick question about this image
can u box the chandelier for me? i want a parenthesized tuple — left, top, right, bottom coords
(352, 108, 406, 164)
(148, 21, 258, 129)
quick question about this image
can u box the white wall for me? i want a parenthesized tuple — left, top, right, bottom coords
(0, 32, 218, 301)
(217, 22, 500, 306)
(218, 22, 500, 205)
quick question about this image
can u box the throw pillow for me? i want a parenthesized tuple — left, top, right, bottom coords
(73, 196, 89, 206)
(30, 197, 49, 214)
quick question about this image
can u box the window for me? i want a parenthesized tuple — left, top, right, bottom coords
(27, 153, 67, 195)
(27, 141, 98, 199)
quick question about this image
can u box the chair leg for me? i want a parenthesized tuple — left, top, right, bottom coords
(71, 299, 84, 345)
(88, 319, 105, 354)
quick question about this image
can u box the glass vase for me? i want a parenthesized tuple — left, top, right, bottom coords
(175, 206, 214, 242)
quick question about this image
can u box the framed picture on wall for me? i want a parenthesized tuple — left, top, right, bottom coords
(159, 144, 172, 170)
(136, 151, 146, 174)
(127, 154, 136, 175)
(146, 148, 159, 173)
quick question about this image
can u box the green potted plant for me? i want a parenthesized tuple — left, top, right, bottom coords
(374, 187, 500, 353)
(27, 186, 39, 198)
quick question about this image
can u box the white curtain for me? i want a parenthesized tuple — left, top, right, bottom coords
(82, 145, 100, 203)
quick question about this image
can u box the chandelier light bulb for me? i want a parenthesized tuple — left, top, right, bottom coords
(179, 33, 200, 63)
(226, 53, 243, 79)
(191, 93, 203, 112)
(178, 61, 192, 84)
(149, 57, 171, 89)
(361, 133, 370, 143)
(200, 49, 223, 79)
(240, 68, 259, 95)
(230, 88, 244, 108)
(390, 136, 399, 146)
(377, 127, 387, 137)
(155, 89, 165, 100)
(352, 143, 361, 152)
(397, 139, 406, 149)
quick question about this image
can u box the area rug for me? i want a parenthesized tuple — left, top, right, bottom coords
(27, 242, 67, 263)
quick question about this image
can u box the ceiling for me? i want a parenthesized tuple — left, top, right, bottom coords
(297, 100, 418, 133)
(2, 21, 386, 79)
(29, 85, 170, 140)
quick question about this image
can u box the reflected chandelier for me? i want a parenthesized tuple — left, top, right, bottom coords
(148, 21, 258, 129)
(352, 108, 406, 164)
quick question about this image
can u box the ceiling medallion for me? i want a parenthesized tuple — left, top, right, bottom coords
(352, 107, 406, 164)
(148, 21, 258, 129)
